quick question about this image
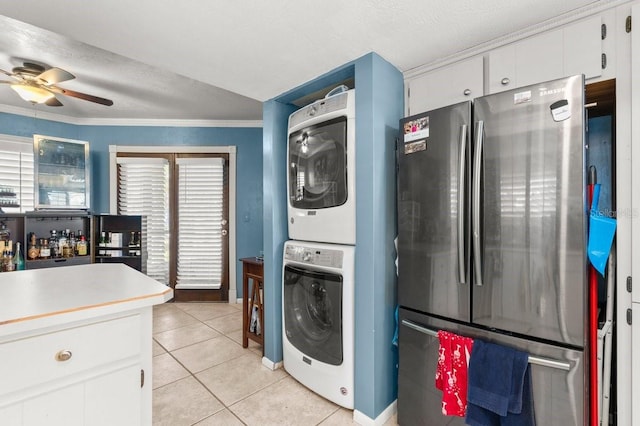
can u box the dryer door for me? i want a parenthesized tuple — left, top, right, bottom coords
(283, 264, 343, 365)
(288, 117, 348, 209)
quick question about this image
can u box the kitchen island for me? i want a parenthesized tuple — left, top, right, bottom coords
(0, 263, 173, 426)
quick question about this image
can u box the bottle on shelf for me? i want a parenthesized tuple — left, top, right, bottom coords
(75, 230, 84, 255)
(128, 231, 140, 256)
(58, 230, 68, 257)
(39, 238, 50, 259)
(76, 235, 88, 256)
(0, 223, 10, 243)
(13, 242, 24, 271)
(49, 230, 59, 258)
(99, 231, 108, 256)
(3, 240, 15, 272)
(68, 231, 76, 256)
(27, 233, 39, 260)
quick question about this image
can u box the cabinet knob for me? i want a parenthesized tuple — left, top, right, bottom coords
(463, 89, 471, 96)
(501, 77, 510, 86)
(55, 350, 73, 362)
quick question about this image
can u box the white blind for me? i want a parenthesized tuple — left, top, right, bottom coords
(175, 157, 224, 289)
(117, 157, 170, 285)
(0, 137, 34, 213)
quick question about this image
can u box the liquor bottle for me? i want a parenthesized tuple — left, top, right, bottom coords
(76, 235, 88, 256)
(99, 231, 108, 256)
(49, 230, 59, 258)
(39, 238, 51, 259)
(0, 223, 10, 244)
(13, 242, 24, 271)
(3, 240, 15, 272)
(58, 230, 68, 257)
(75, 230, 84, 255)
(27, 233, 39, 260)
(68, 231, 76, 256)
(135, 231, 141, 256)
(128, 231, 137, 256)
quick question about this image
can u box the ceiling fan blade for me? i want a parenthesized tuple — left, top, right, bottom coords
(47, 86, 113, 106)
(0, 68, 17, 79)
(37, 67, 75, 85)
(45, 96, 63, 107)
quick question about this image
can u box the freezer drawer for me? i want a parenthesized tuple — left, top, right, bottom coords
(398, 309, 585, 426)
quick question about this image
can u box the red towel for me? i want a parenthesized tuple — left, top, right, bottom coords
(435, 330, 474, 417)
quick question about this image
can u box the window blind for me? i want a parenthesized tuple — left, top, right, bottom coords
(0, 138, 34, 213)
(117, 157, 170, 285)
(175, 157, 224, 289)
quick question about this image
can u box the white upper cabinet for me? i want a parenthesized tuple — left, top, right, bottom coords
(564, 16, 604, 79)
(488, 16, 602, 93)
(406, 55, 483, 115)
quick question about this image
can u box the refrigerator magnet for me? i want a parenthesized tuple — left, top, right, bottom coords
(404, 140, 426, 154)
(403, 116, 429, 142)
(514, 90, 532, 104)
(549, 99, 571, 121)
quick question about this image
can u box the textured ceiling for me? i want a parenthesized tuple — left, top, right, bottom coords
(0, 0, 605, 122)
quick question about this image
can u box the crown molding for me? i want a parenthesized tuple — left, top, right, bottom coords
(0, 104, 262, 128)
(404, 0, 631, 80)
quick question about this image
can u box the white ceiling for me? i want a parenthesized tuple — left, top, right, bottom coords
(0, 0, 605, 123)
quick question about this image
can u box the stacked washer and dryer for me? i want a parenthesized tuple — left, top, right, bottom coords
(282, 87, 356, 409)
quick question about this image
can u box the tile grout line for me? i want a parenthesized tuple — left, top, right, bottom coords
(152, 305, 264, 426)
(153, 334, 249, 425)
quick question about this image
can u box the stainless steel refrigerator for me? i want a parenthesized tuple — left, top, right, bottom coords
(396, 75, 587, 425)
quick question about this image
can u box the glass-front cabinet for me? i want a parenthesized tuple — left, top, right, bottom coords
(34, 135, 90, 210)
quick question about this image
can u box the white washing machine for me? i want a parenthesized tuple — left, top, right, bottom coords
(282, 240, 355, 408)
(287, 88, 356, 245)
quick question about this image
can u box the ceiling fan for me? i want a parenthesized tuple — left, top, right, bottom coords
(0, 61, 113, 107)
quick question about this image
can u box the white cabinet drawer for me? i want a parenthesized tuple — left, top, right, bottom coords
(0, 314, 141, 397)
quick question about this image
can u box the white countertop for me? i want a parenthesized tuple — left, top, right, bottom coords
(0, 263, 173, 337)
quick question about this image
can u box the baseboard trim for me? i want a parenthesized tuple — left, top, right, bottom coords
(262, 356, 283, 371)
(353, 400, 397, 426)
(235, 298, 242, 304)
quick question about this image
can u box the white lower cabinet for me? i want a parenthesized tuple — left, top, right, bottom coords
(0, 313, 147, 426)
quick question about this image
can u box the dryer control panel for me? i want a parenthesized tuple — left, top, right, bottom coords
(284, 244, 344, 269)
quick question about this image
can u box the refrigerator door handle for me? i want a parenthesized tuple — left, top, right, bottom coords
(400, 319, 572, 371)
(457, 124, 467, 285)
(472, 120, 484, 287)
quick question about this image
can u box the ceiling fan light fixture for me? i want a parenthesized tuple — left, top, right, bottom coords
(10, 84, 55, 104)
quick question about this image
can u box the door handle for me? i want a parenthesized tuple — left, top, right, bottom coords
(457, 124, 467, 285)
(400, 319, 571, 371)
(472, 120, 484, 287)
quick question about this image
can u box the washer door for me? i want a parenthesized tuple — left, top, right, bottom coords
(283, 264, 343, 365)
(288, 117, 348, 209)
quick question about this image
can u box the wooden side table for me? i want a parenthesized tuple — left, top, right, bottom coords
(240, 257, 264, 355)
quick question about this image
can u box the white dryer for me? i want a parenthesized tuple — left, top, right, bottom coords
(282, 240, 355, 408)
(287, 88, 356, 245)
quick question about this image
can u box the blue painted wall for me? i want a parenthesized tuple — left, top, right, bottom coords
(262, 99, 296, 363)
(0, 112, 263, 298)
(262, 52, 403, 420)
(353, 53, 403, 419)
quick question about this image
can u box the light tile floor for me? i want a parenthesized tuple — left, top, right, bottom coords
(152, 302, 398, 426)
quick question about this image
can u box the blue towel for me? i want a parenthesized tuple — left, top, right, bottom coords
(465, 339, 535, 426)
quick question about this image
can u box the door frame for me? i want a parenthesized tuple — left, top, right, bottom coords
(108, 145, 237, 303)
